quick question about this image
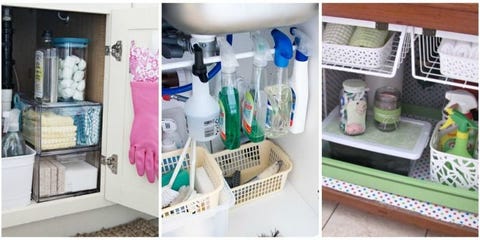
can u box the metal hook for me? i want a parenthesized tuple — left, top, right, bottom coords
(57, 12, 70, 24)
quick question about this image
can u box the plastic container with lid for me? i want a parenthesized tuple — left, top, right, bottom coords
(374, 86, 401, 131)
(339, 79, 367, 136)
(53, 38, 89, 102)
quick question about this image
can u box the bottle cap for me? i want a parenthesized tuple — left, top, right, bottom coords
(343, 79, 366, 93)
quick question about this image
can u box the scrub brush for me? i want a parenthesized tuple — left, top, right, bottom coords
(162, 136, 191, 208)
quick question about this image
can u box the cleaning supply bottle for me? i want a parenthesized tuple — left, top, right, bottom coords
(34, 30, 58, 103)
(217, 37, 241, 149)
(264, 29, 293, 138)
(439, 90, 477, 155)
(242, 31, 272, 143)
(440, 107, 478, 158)
(184, 44, 219, 142)
(2, 109, 26, 157)
(289, 27, 312, 134)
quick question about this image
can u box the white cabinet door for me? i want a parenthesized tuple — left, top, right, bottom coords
(103, 7, 158, 217)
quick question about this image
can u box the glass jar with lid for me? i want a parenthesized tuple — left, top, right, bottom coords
(54, 38, 89, 102)
(339, 79, 367, 136)
(374, 86, 401, 131)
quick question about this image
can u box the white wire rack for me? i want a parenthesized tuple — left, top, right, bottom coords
(410, 31, 479, 91)
(322, 27, 410, 78)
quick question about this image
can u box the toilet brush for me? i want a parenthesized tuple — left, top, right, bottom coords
(162, 137, 191, 208)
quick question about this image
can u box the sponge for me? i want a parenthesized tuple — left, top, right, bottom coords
(162, 169, 189, 191)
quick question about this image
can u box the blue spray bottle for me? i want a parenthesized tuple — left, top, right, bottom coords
(265, 29, 293, 138)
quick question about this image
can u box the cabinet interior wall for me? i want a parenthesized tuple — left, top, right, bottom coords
(10, 7, 106, 103)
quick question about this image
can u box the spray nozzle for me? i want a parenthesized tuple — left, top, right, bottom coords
(218, 37, 239, 74)
(290, 27, 312, 61)
(271, 29, 293, 68)
(445, 90, 477, 115)
(251, 31, 272, 67)
(441, 107, 478, 133)
(192, 44, 208, 83)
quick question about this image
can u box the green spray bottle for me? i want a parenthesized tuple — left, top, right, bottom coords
(440, 107, 478, 158)
(218, 37, 241, 149)
(242, 31, 272, 142)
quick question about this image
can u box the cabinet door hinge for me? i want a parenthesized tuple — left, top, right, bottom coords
(101, 154, 118, 174)
(422, 28, 436, 36)
(105, 40, 122, 62)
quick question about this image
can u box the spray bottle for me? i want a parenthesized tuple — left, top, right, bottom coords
(439, 90, 477, 155)
(217, 37, 241, 149)
(184, 44, 219, 142)
(289, 27, 312, 134)
(2, 109, 26, 157)
(265, 29, 293, 138)
(440, 107, 477, 158)
(242, 31, 272, 143)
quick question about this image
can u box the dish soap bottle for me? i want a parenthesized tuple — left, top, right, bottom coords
(264, 29, 293, 138)
(242, 31, 272, 143)
(218, 37, 241, 149)
(2, 109, 26, 157)
(34, 30, 58, 103)
(289, 27, 312, 134)
(441, 107, 478, 158)
(184, 44, 220, 142)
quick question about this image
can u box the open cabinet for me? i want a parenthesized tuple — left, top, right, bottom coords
(1, 3, 158, 236)
(322, 3, 478, 236)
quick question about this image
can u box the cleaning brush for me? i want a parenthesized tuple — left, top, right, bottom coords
(162, 137, 191, 208)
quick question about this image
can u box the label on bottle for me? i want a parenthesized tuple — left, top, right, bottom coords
(374, 107, 401, 124)
(219, 100, 226, 140)
(290, 88, 296, 127)
(203, 118, 218, 139)
(34, 51, 44, 99)
(242, 91, 254, 134)
(265, 99, 272, 129)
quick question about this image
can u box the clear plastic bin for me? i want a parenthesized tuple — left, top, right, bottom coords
(21, 99, 102, 154)
(53, 37, 89, 102)
(32, 150, 100, 202)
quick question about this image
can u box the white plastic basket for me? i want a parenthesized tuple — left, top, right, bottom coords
(162, 146, 224, 218)
(439, 51, 478, 83)
(323, 32, 396, 69)
(211, 140, 292, 206)
(430, 121, 478, 190)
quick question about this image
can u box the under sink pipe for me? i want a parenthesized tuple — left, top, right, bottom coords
(162, 34, 232, 96)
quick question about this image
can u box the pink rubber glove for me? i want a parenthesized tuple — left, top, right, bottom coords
(129, 81, 158, 183)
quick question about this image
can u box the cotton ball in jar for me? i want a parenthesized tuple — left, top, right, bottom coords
(64, 56, 77, 68)
(76, 80, 86, 91)
(78, 59, 87, 71)
(72, 64, 79, 72)
(60, 79, 74, 88)
(73, 71, 85, 82)
(71, 81, 79, 90)
(62, 67, 74, 79)
(73, 90, 84, 101)
(62, 87, 74, 98)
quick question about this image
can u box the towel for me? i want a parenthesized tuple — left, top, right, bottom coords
(23, 110, 74, 127)
(323, 23, 355, 45)
(454, 40, 471, 58)
(48, 158, 66, 194)
(349, 27, 389, 48)
(23, 124, 77, 138)
(438, 39, 456, 55)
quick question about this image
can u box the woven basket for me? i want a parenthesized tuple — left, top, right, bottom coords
(162, 146, 224, 218)
(211, 140, 292, 206)
(430, 121, 478, 191)
(439, 51, 478, 83)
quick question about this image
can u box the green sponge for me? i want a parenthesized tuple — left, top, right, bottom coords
(162, 169, 189, 191)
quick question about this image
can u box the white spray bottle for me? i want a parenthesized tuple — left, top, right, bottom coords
(184, 44, 220, 142)
(289, 27, 312, 134)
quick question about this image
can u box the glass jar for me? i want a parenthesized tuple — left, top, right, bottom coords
(340, 79, 367, 136)
(374, 86, 401, 131)
(53, 38, 89, 102)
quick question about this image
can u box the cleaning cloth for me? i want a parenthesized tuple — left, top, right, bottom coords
(349, 27, 389, 48)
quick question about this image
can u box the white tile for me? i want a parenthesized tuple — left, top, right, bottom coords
(322, 199, 338, 227)
(322, 204, 427, 237)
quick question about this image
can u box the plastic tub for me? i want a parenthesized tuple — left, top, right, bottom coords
(162, 181, 235, 237)
(2, 146, 36, 210)
(53, 37, 89, 102)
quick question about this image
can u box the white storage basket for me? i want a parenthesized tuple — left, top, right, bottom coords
(323, 32, 396, 69)
(439, 51, 478, 83)
(162, 146, 224, 218)
(430, 121, 478, 191)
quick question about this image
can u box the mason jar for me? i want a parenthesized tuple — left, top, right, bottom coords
(374, 86, 401, 131)
(340, 79, 367, 136)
